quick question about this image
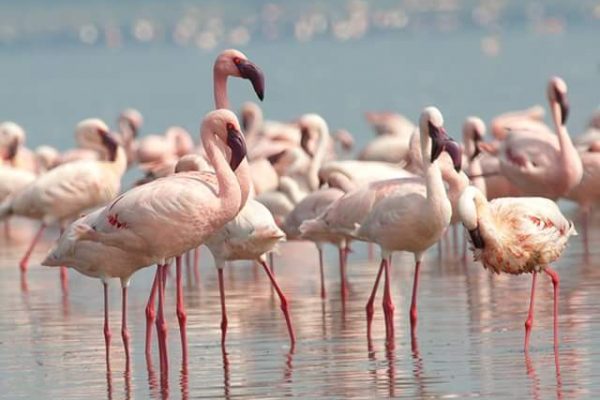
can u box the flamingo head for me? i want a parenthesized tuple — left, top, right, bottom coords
(240, 101, 262, 132)
(76, 118, 119, 161)
(463, 116, 486, 161)
(204, 109, 247, 171)
(0, 121, 25, 161)
(118, 108, 143, 139)
(422, 107, 462, 171)
(458, 186, 486, 249)
(548, 77, 569, 125)
(215, 49, 265, 101)
(299, 113, 328, 158)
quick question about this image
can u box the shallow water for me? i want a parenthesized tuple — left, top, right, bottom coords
(1, 215, 600, 399)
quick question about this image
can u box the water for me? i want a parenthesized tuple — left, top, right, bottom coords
(1, 218, 600, 399)
(2, 28, 600, 399)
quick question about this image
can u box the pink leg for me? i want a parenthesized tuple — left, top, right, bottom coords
(156, 264, 169, 373)
(410, 261, 421, 336)
(317, 246, 326, 299)
(176, 256, 188, 365)
(338, 246, 348, 300)
(368, 242, 374, 261)
(218, 268, 228, 352)
(145, 269, 159, 357)
(544, 267, 560, 354)
(60, 266, 69, 294)
(382, 258, 395, 341)
(193, 247, 200, 285)
(103, 282, 112, 372)
(366, 258, 385, 343)
(19, 223, 46, 273)
(524, 272, 537, 353)
(269, 252, 275, 275)
(582, 209, 590, 258)
(461, 233, 468, 263)
(260, 260, 296, 347)
(121, 286, 131, 371)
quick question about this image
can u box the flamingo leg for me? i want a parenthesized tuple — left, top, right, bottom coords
(582, 208, 590, 258)
(193, 247, 200, 285)
(317, 245, 326, 299)
(260, 260, 296, 347)
(155, 265, 169, 373)
(269, 252, 275, 275)
(145, 269, 159, 357)
(338, 246, 348, 300)
(524, 271, 537, 353)
(410, 261, 421, 336)
(382, 258, 395, 341)
(176, 256, 188, 365)
(103, 281, 112, 372)
(60, 267, 69, 294)
(218, 268, 228, 352)
(121, 285, 131, 370)
(544, 267, 560, 353)
(366, 258, 385, 343)
(19, 223, 46, 273)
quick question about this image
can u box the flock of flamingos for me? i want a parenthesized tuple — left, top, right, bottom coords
(1, 48, 599, 377)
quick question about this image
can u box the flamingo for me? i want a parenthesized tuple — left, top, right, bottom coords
(358, 111, 416, 164)
(489, 105, 547, 140)
(458, 185, 575, 354)
(117, 108, 144, 166)
(574, 107, 600, 148)
(0, 119, 127, 290)
(352, 107, 462, 344)
(42, 207, 155, 371)
(73, 109, 251, 370)
(0, 162, 36, 237)
(498, 77, 582, 199)
(173, 154, 294, 350)
(282, 173, 355, 298)
(138, 48, 264, 362)
(564, 141, 600, 255)
(0, 121, 37, 172)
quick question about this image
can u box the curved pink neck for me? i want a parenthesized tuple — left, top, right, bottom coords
(201, 128, 241, 218)
(213, 67, 229, 110)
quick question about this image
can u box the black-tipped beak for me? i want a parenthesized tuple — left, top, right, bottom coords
(127, 119, 138, 138)
(444, 139, 463, 172)
(300, 127, 314, 157)
(554, 87, 569, 125)
(236, 60, 265, 101)
(226, 125, 247, 171)
(468, 227, 485, 249)
(99, 129, 119, 161)
(267, 150, 286, 165)
(5, 139, 19, 161)
(471, 138, 482, 161)
(429, 122, 445, 162)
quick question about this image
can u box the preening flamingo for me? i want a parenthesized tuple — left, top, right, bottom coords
(74, 109, 251, 370)
(458, 185, 575, 354)
(0, 119, 127, 290)
(498, 77, 582, 199)
(353, 107, 462, 344)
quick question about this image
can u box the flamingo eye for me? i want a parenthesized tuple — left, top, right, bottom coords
(226, 123, 235, 131)
(233, 57, 241, 65)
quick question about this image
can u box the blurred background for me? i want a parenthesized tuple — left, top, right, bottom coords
(0, 0, 599, 158)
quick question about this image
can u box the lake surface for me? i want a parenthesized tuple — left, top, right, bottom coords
(1, 28, 600, 399)
(1, 216, 600, 399)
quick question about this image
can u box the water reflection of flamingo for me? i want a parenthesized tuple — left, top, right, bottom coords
(458, 185, 575, 356)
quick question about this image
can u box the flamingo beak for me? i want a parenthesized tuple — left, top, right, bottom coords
(4, 139, 19, 161)
(227, 125, 247, 171)
(300, 127, 314, 157)
(236, 60, 265, 101)
(468, 227, 485, 249)
(443, 138, 463, 172)
(99, 129, 119, 161)
(471, 137, 482, 161)
(428, 122, 445, 162)
(554, 87, 569, 125)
